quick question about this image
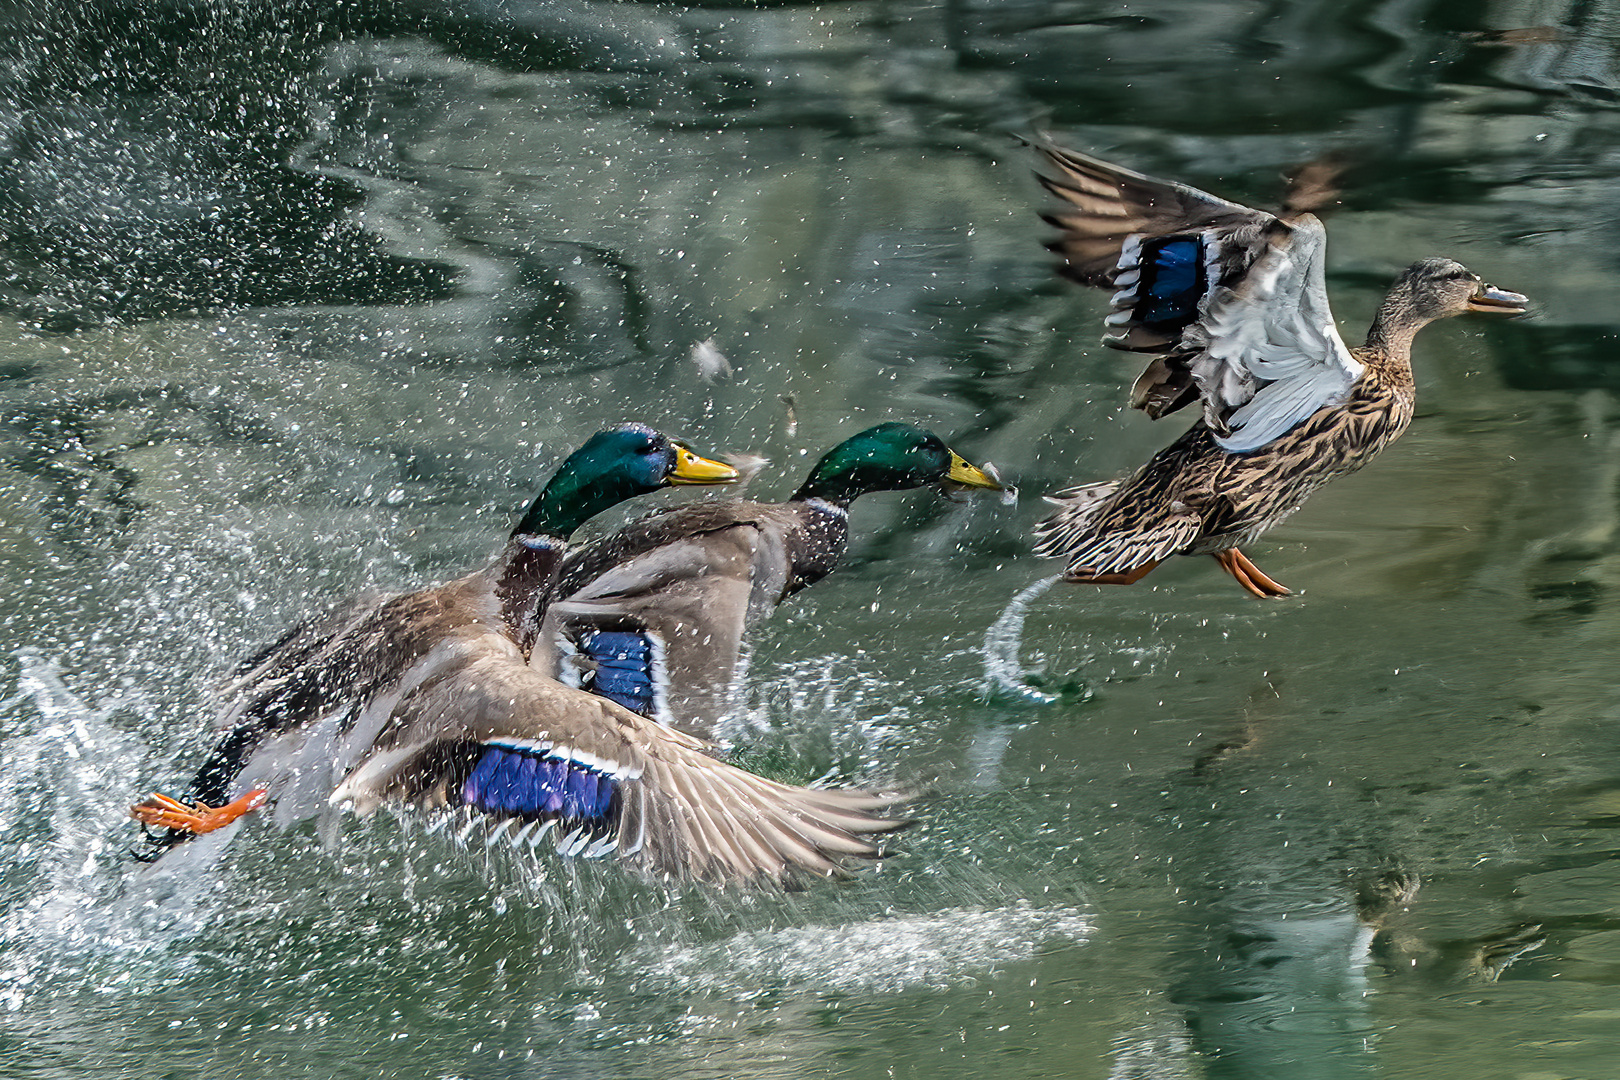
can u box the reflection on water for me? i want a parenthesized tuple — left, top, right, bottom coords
(2, 0, 1620, 1077)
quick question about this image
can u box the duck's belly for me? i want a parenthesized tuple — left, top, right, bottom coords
(1190, 382, 1414, 554)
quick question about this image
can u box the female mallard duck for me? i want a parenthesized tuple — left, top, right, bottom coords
(1028, 141, 1527, 597)
(131, 424, 906, 886)
(535, 422, 1005, 738)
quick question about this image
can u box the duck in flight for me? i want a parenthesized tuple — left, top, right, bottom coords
(1028, 140, 1527, 597)
(131, 425, 906, 886)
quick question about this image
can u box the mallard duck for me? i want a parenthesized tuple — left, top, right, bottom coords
(534, 422, 1006, 738)
(1027, 141, 1528, 597)
(131, 424, 907, 886)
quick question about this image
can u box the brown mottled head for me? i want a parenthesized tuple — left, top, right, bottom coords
(1386, 258, 1528, 326)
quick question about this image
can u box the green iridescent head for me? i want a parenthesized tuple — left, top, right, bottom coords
(792, 422, 1003, 507)
(513, 424, 737, 538)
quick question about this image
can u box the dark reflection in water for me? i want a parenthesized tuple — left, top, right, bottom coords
(2, 1, 1620, 1078)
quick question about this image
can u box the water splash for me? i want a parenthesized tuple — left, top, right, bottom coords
(0, 652, 206, 1011)
(982, 575, 1063, 704)
(1, 652, 149, 858)
(718, 650, 908, 779)
(641, 900, 1093, 997)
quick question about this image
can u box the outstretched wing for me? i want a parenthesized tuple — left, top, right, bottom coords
(1034, 140, 1362, 451)
(1185, 218, 1363, 451)
(332, 636, 903, 886)
(538, 536, 760, 738)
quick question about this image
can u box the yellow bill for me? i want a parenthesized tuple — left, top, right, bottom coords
(945, 451, 1004, 491)
(668, 445, 741, 484)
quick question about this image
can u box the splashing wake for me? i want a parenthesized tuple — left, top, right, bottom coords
(982, 575, 1062, 704)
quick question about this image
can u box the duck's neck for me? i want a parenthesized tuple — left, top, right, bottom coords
(791, 474, 861, 509)
(513, 471, 637, 539)
(500, 472, 631, 655)
(784, 497, 851, 596)
(1361, 294, 1427, 367)
(495, 534, 567, 656)
(796, 494, 852, 517)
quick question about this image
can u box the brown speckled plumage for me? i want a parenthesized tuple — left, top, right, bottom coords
(1027, 138, 1526, 594)
(1035, 354, 1413, 576)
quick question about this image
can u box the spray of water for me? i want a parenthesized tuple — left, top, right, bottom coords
(982, 574, 1063, 704)
(0, 652, 213, 1011)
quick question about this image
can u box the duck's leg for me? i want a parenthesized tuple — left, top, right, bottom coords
(130, 788, 268, 834)
(1213, 549, 1292, 598)
(1063, 559, 1161, 586)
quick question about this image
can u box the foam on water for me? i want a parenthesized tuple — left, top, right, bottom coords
(641, 900, 1093, 997)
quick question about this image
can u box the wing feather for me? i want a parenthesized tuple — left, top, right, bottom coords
(538, 511, 797, 738)
(1188, 217, 1362, 451)
(331, 640, 904, 886)
(1033, 138, 1363, 449)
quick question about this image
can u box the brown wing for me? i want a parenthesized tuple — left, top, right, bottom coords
(1031, 138, 1282, 417)
(539, 528, 763, 738)
(332, 633, 904, 886)
(1032, 138, 1363, 452)
(1034, 139, 1272, 289)
(539, 499, 818, 738)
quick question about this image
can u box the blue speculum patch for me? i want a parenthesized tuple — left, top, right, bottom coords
(461, 745, 618, 821)
(579, 629, 658, 717)
(1135, 237, 1206, 330)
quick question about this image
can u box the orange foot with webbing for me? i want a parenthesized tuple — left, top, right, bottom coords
(1213, 548, 1292, 598)
(1063, 559, 1161, 586)
(129, 788, 268, 835)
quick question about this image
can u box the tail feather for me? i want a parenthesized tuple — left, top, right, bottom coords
(1039, 479, 1120, 511)
(1035, 479, 1200, 577)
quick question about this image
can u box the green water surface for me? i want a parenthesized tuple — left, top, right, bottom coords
(1, 2, 1616, 1077)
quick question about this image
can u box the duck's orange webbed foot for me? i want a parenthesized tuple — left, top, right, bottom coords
(1213, 549, 1292, 598)
(129, 788, 267, 834)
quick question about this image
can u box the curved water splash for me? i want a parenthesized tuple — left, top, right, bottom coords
(0, 652, 208, 1011)
(982, 575, 1062, 704)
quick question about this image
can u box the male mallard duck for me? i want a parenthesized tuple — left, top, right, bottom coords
(131, 425, 906, 886)
(1027, 141, 1527, 597)
(535, 422, 1006, 738)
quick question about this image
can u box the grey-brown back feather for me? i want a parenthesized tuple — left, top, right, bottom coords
(540, 499, 842, 738)
(556, 500, 821, 596)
